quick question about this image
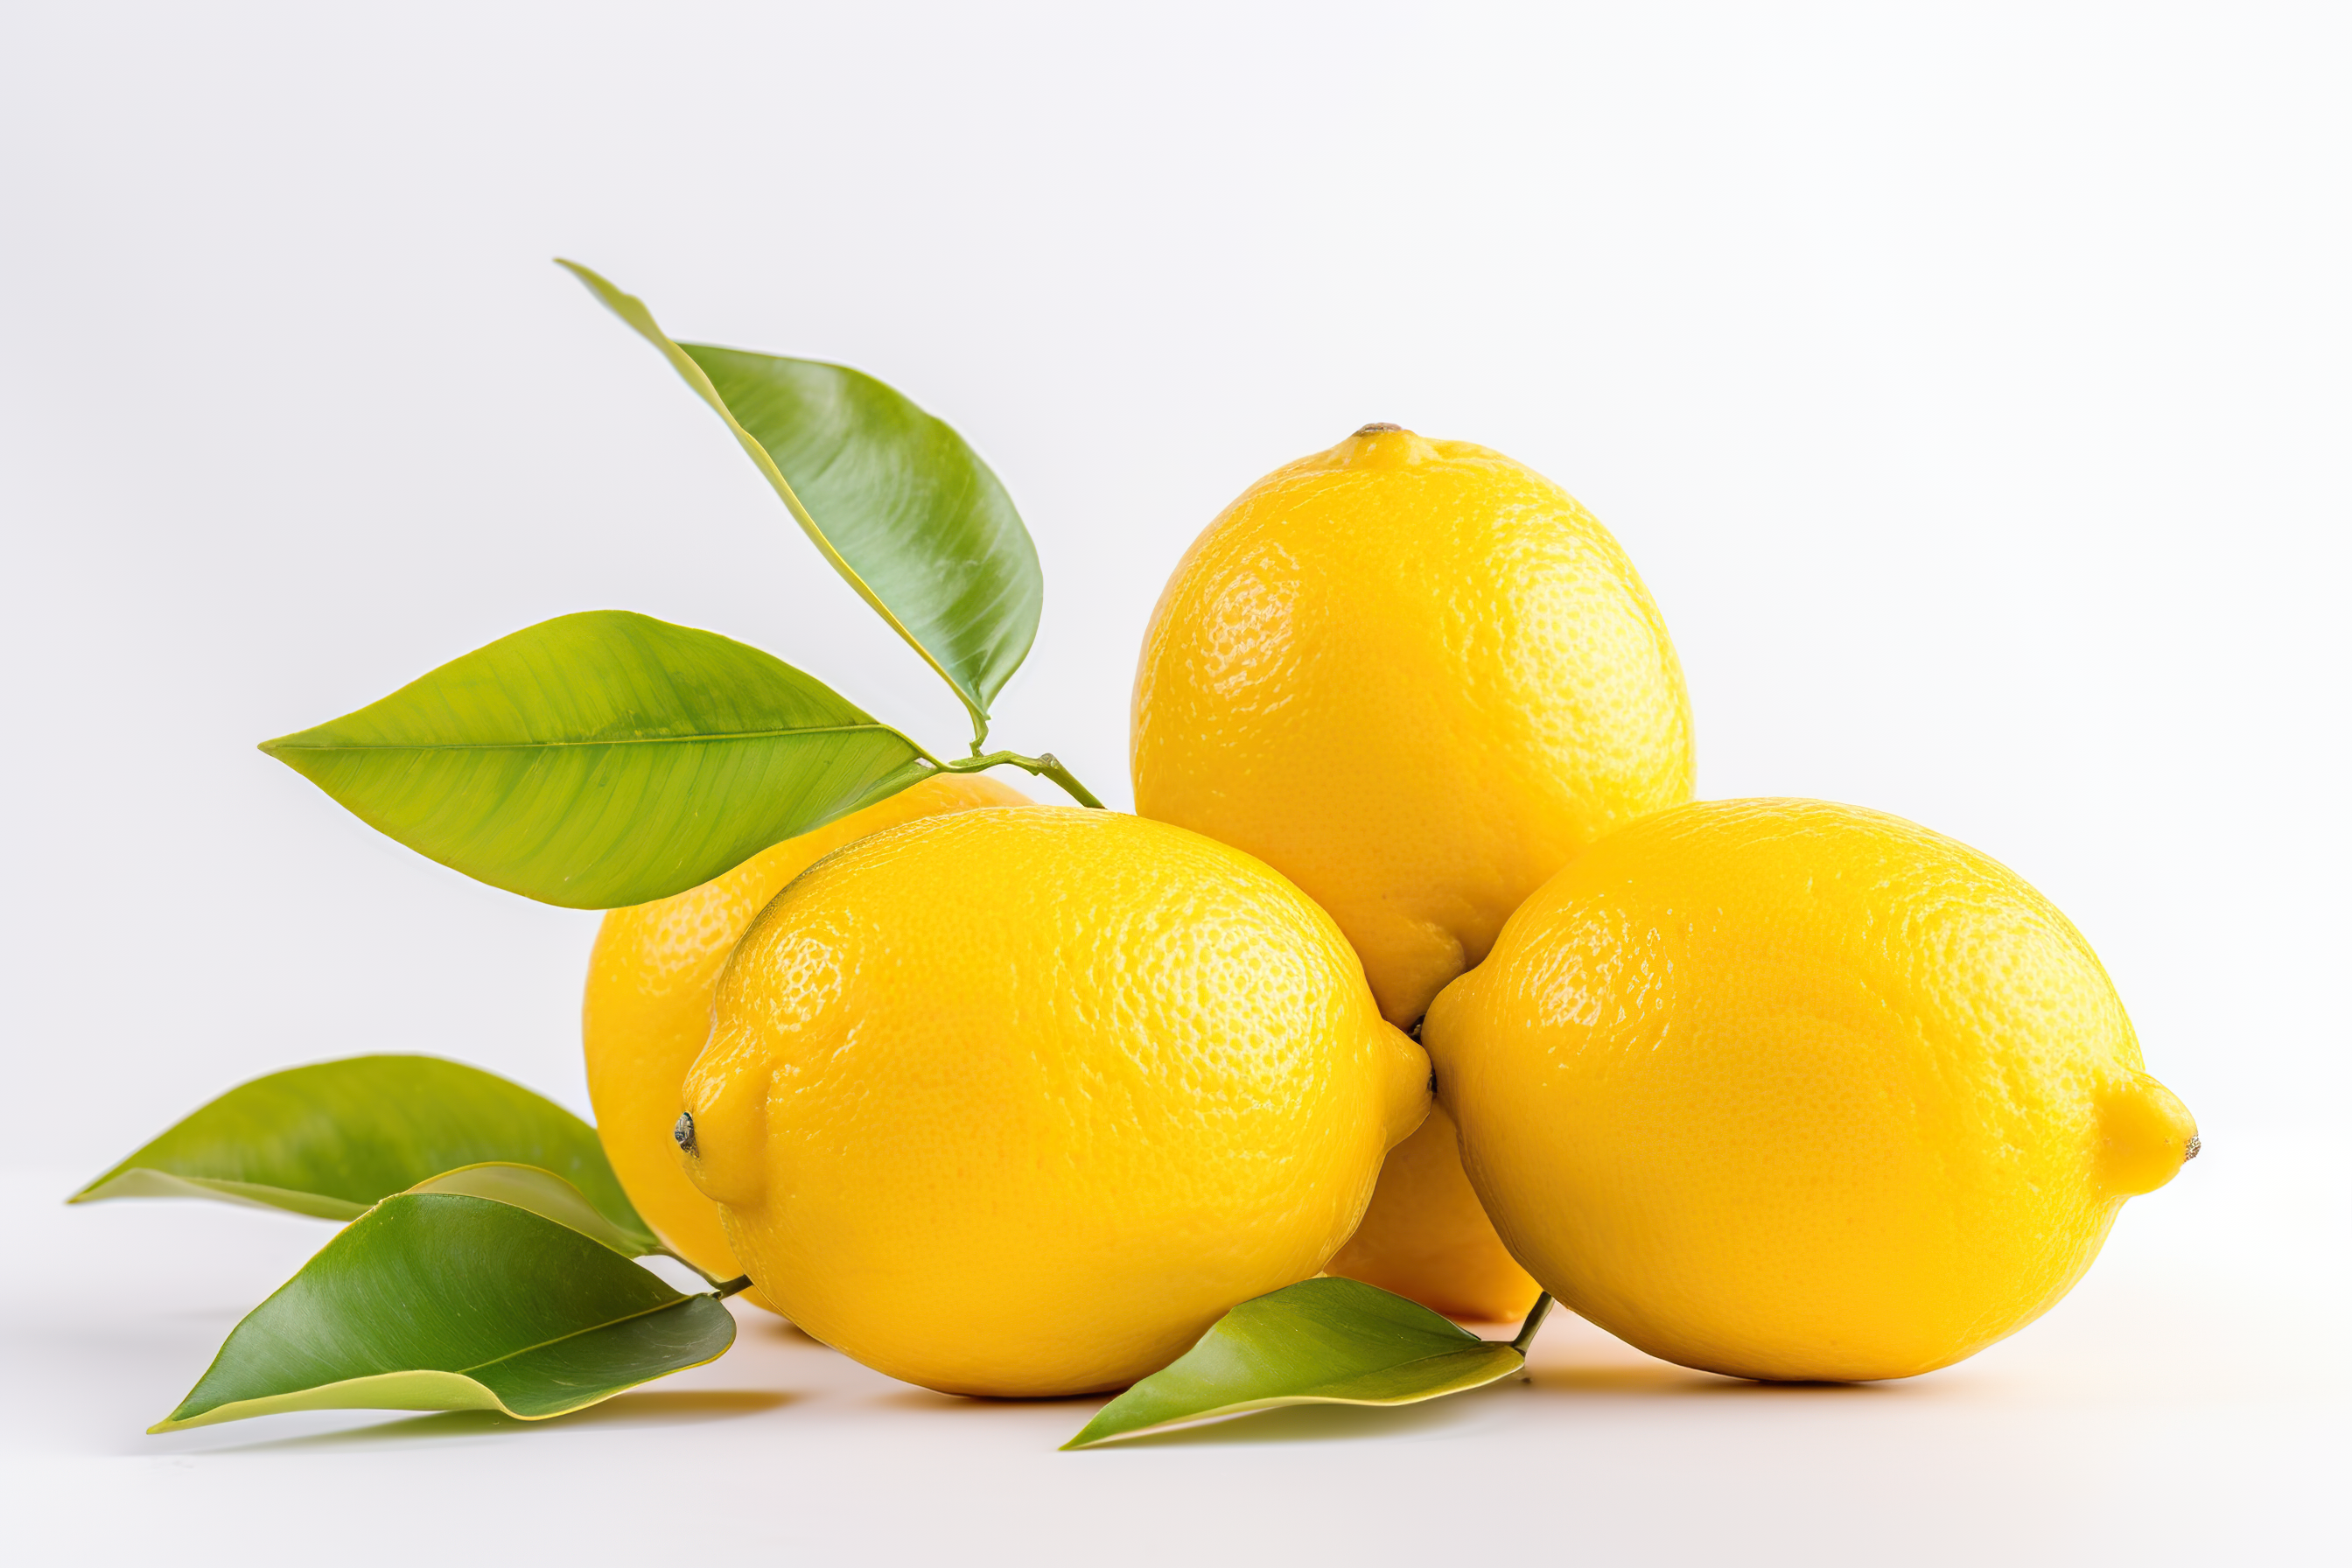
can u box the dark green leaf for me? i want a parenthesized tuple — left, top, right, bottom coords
(71, 1055, 648, 1247)
(151, 1193, 735, 1431)
(1062, 1278, 1526, 1449)
(257, 609, 934, 908)
(561, 260, 1042, 742)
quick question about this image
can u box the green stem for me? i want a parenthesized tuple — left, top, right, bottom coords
(1508, 1292, 1554, 1357)
(939, 749, 1106, 809)
(712, 1275, 755, 1300)
(658, 1247, 725, 1288)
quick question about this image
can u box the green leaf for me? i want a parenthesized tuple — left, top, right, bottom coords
(404, 1163, 662, 1261)
(71, 1055, 648, 1246)
(1061, 1278, 1527, 1449)
(561, 260, 1042, 743)
(257, 609, 934, 908)
(150, 1193, 736, 1432)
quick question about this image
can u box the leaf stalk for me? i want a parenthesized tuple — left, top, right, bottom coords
(936, 750, 1105, 809)
(1508, 1292, 1555, 1358)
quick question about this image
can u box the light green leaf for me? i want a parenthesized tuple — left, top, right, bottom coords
(404, 1164, 662, 1261)
(1062, 1278, 1527, 1449)
(151, 1193, 735, 1432)
(561, 260, 1042, 743)
(71, 1055, 648, 1246)
(257, 609, 935, 908)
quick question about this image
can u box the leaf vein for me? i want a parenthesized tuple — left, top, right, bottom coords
(452, 1294, 703, 1378)
(269, 724, 916, 752)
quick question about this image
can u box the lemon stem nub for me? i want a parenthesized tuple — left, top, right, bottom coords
(674, 1112, 696, 1155)
(2183, 1137, 2201, 1162)
(1354, 423, 1404, 437)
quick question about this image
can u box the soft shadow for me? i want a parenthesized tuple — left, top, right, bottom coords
(533, 1389, 794, 1427)
(1079, 1394, 1487, 1451)
(747, 1316, 828, 1346)
(872, 1388, 1099, 1417)
(1529, 1363, 1902, 1399)
(1529, 1363, 1732, 1395)
(1686, 1376, 1901, 1399)
(195, 1390, 791, 1454)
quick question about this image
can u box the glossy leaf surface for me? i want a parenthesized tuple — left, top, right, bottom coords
(405, 1163, 661, 1260)
(152, 1193, 734, 1431)
(1063, 1278, 1525, 1449)
(561, 261, 1041, 740)
(71, 1055, 645, 1241)
(258, 609, 931, 908)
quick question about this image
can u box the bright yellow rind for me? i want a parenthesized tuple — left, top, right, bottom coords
(682, 806, 1430, 1397)
(1132, 425, 1689, 1320)
(1427, 798, 2199, 1383)
(1320, 1107, 1543, 1323)
(583, 773, 1034, 1307)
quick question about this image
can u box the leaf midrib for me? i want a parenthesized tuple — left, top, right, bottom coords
(448, 1293, 700, 1380)
(267, 723, 906, 753)
(172, 1294, 712, 1424)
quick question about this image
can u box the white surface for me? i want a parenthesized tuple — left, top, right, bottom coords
(2, 4, 2346, 1562)
(5, 1159, 2342, 1564)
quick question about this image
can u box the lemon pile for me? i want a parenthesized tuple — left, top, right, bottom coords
(584, 424, 2194, 1396)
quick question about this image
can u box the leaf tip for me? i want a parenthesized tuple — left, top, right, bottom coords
(256, 729, 336, 779)
(556, 258, 633, 315)
(146, 1400, 205, 1435)
(256, 727, 326, 761)
(63, 1163, 134, 1205)
(1057, 1410, 1128, 1451)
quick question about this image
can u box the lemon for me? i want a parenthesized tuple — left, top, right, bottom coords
(1426, 798, 2199, 1382)
(676, 805, 1430, 1397)
(583, 773, 1032, 1296)
(1132, 424, 1691, 1319)
(1312, 1105, 1548, 1321)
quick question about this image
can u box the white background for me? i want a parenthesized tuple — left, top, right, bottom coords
(2, 4, 2344, 1563)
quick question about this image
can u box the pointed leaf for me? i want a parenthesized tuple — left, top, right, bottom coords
(562, 261, 1041, 739)
(1062, 1278, 1525, 1449)
(404, 1164, 660, 1260)
(151, 1193, 736, 1431)
(71, 1055, 644, 1242)
(258, 609, 934, 908)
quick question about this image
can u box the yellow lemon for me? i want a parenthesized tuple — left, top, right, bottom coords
(1312, 1105, 1546, 1321)
(676, 805, 1431, 1396)
(582, 773, 1032, 1297)
(1131, 424, 1691, 1319)
(1425, 798, 2200, 1382)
